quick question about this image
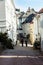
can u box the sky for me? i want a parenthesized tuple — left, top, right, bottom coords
(14, 0, 43, 12)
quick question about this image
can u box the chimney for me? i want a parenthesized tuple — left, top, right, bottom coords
(27, 7, 30, 12)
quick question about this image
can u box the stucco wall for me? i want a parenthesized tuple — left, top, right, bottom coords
(5, 0, 17, 45)
(0, 0, 17, 45)
(0, 0, 5, 20)
(22, 23, 30, 35)
(0, 0, 6, 33)
(22, 17, 38, 44)
(39, 13, 43, 51)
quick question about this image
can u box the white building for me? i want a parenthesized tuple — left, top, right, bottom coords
(0, 0, 17, 45)
(35, 8, 43, 51)
(16, 11, 24, 34)
(38, 13, 43, 51)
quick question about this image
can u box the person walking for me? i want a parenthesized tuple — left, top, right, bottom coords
(25, 37, 27, 47)
(21, 38, 24, 47)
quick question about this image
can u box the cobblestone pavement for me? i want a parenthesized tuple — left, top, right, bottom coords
(0, 43, 43, 65)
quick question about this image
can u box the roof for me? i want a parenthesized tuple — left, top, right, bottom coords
(22, 13, 35, 24)
(22, 12, 36, 18)
(22, 8, 36, 18)
(38, 8, 43, 13)
(19, 12, 25, 19)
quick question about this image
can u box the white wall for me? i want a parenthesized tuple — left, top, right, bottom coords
(22, 23, 30, 35)
(0, 0, 17, 45)
(0, 0, 5, 20)
(5, 0, 17, 45)
(39, 13, 43, 51)
(0, 0, 6, 33)
(22, 17, 38, 41)
(33, 17, 38, 35)
(22, 17, 26, 22)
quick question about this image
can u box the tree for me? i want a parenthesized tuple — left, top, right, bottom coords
(0, 32, 14, 49)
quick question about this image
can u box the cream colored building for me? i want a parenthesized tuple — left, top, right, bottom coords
(29, 17, 38, 44)
(22, 13, 38, 44)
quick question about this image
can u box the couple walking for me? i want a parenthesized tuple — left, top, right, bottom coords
(21, 37, 27, 47)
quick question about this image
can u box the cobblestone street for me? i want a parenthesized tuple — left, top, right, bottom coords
(0, 43, 43, 65)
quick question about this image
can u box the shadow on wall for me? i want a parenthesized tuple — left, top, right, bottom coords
(40, 20, 43, 28)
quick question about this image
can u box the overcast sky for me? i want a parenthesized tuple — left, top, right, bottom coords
(14, 0, 43, 12)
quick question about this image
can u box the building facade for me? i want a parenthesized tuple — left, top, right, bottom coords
(16, 11, 24, 35)
(38, 13, 43, 51)
(0, 0, 17, 45)
(22, 13, 38, 44)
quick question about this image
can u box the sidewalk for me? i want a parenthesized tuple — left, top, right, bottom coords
(0, 43, 43, 65)
(1, 43, 40, 56)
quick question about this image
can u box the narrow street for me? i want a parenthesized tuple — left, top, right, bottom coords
(0, 0, 43, 65)
(0, 43, 43, 65)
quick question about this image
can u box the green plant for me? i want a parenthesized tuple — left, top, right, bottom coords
(0, 32, 14, 49)
(34, 40, 40, 49)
